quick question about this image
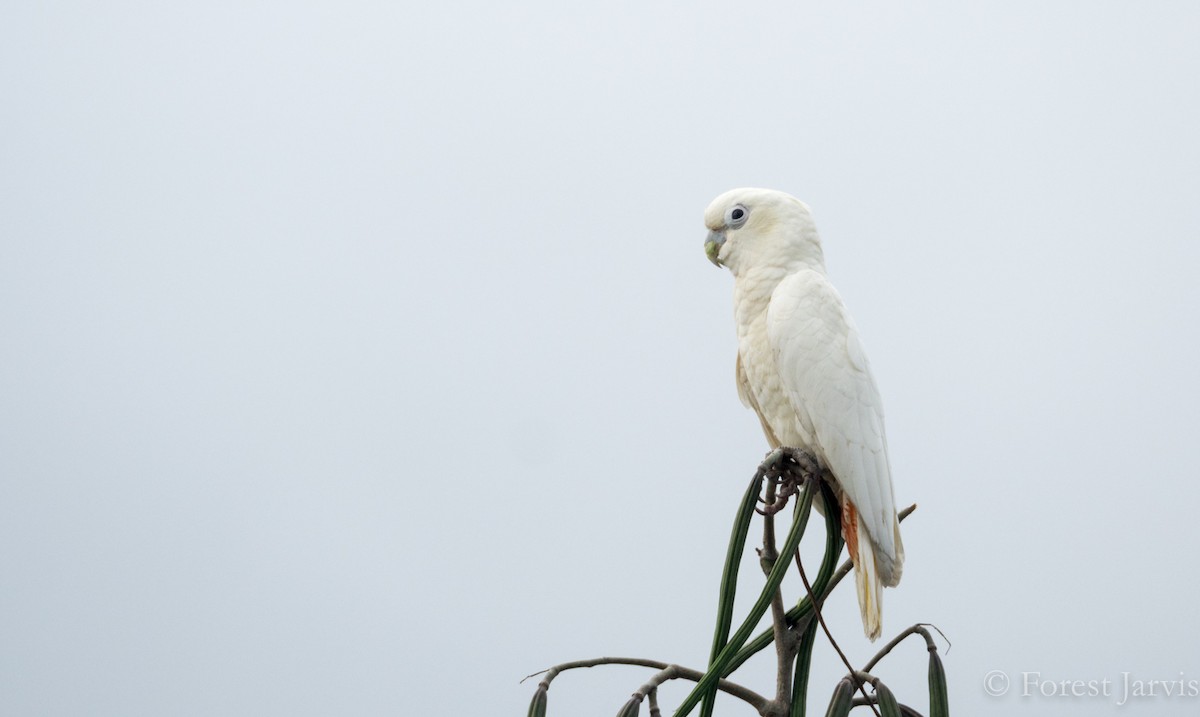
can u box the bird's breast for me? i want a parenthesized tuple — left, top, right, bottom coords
(736, 312, 817, 451)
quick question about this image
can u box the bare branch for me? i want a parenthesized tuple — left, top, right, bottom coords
(759, 473, 796, 709)
(520, 486, 930, 716)
(523, 657, 768, 712)
(863, 624, 944, 674)
(795, 532, 881, 717)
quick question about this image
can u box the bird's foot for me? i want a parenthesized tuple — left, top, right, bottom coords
(756, 447, 821, 514)
(759, 447, 819, 479)
(761, 448, 787, 471)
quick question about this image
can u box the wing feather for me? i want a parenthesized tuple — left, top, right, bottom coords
(766, 270, 903, 585)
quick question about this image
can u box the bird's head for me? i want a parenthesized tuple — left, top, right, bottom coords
(703, 188, 825, 277)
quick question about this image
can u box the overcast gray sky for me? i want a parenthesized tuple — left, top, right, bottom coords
(3, 1, 1199, 715)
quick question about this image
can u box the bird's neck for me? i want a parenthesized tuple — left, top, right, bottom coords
(731, 262, 822, 329)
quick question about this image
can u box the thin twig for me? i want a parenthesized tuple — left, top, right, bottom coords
(521, 657, 769, 711)
(795, 527, 881, 717)
(924, 622, 951, 653)
(862, 623, 945, 674)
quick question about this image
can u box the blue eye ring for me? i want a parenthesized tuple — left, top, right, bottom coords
(725, 204, 749, 228)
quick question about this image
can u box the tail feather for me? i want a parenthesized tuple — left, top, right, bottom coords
(841, 500, 883, 641)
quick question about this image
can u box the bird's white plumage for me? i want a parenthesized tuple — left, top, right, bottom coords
(705, 188, 903, 640)
(767, 270, 902, 579)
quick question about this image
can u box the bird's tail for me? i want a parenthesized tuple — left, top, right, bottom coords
(841, 500, 883, 641)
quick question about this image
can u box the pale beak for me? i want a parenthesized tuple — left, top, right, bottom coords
(704, 230, 726, 267)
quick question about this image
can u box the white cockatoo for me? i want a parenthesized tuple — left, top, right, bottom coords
(703, 188, 903, 640)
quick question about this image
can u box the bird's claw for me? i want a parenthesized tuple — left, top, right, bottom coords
(756, 447, 822, 514)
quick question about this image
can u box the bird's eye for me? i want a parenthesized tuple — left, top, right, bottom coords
(725, 204, 749, 228)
